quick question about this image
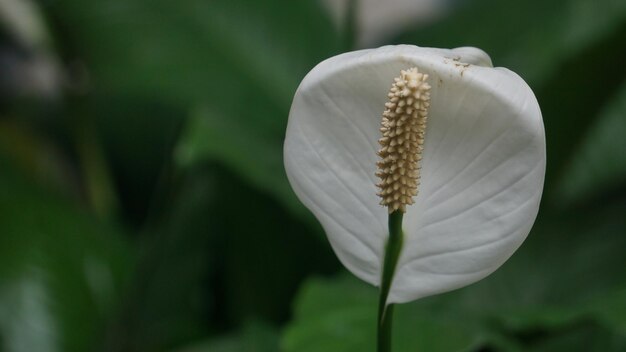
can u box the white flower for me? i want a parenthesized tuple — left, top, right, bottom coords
(284, 45, 545, 304)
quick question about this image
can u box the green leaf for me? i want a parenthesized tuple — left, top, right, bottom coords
(578, 285, 626, 337)
(283, 275, 482, 352)
(204, 167, 337, 325)
(44, 0, 340, 105)
(555, 81, 626, 205)
(174, 321, 279, 352)
(91, 98, 185, 226)
(105, 165, 337, 351)
(175, 106, 310, 221)
(103, 170, 217, 351)
(521, 322, 626, 352)
(43, 0, 341, 220)
(0, 158, 131, 352)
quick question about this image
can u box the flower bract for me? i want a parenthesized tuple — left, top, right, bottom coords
(284, 45, 546, 303)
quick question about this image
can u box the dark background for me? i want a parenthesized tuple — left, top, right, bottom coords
(0, 0, 625, 351)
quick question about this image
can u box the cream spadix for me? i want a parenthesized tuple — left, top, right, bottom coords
(284, 45, 545, 303)
(376, 67, 431, 213)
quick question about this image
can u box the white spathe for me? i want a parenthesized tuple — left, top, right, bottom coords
(284, 45, 545, 304)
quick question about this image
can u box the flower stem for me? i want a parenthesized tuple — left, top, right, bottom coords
(377, 211, 404, 352)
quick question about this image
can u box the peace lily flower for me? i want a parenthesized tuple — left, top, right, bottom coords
(284, 45, 545, 307)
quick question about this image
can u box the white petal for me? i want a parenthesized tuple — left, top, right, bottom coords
(449, 46, 493, 67)
(284, 45, 545, 303)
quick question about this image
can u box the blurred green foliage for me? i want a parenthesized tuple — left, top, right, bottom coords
(0, 0, 625, 351)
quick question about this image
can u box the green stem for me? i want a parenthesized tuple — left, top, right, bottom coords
(377, 211, 404, 352)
